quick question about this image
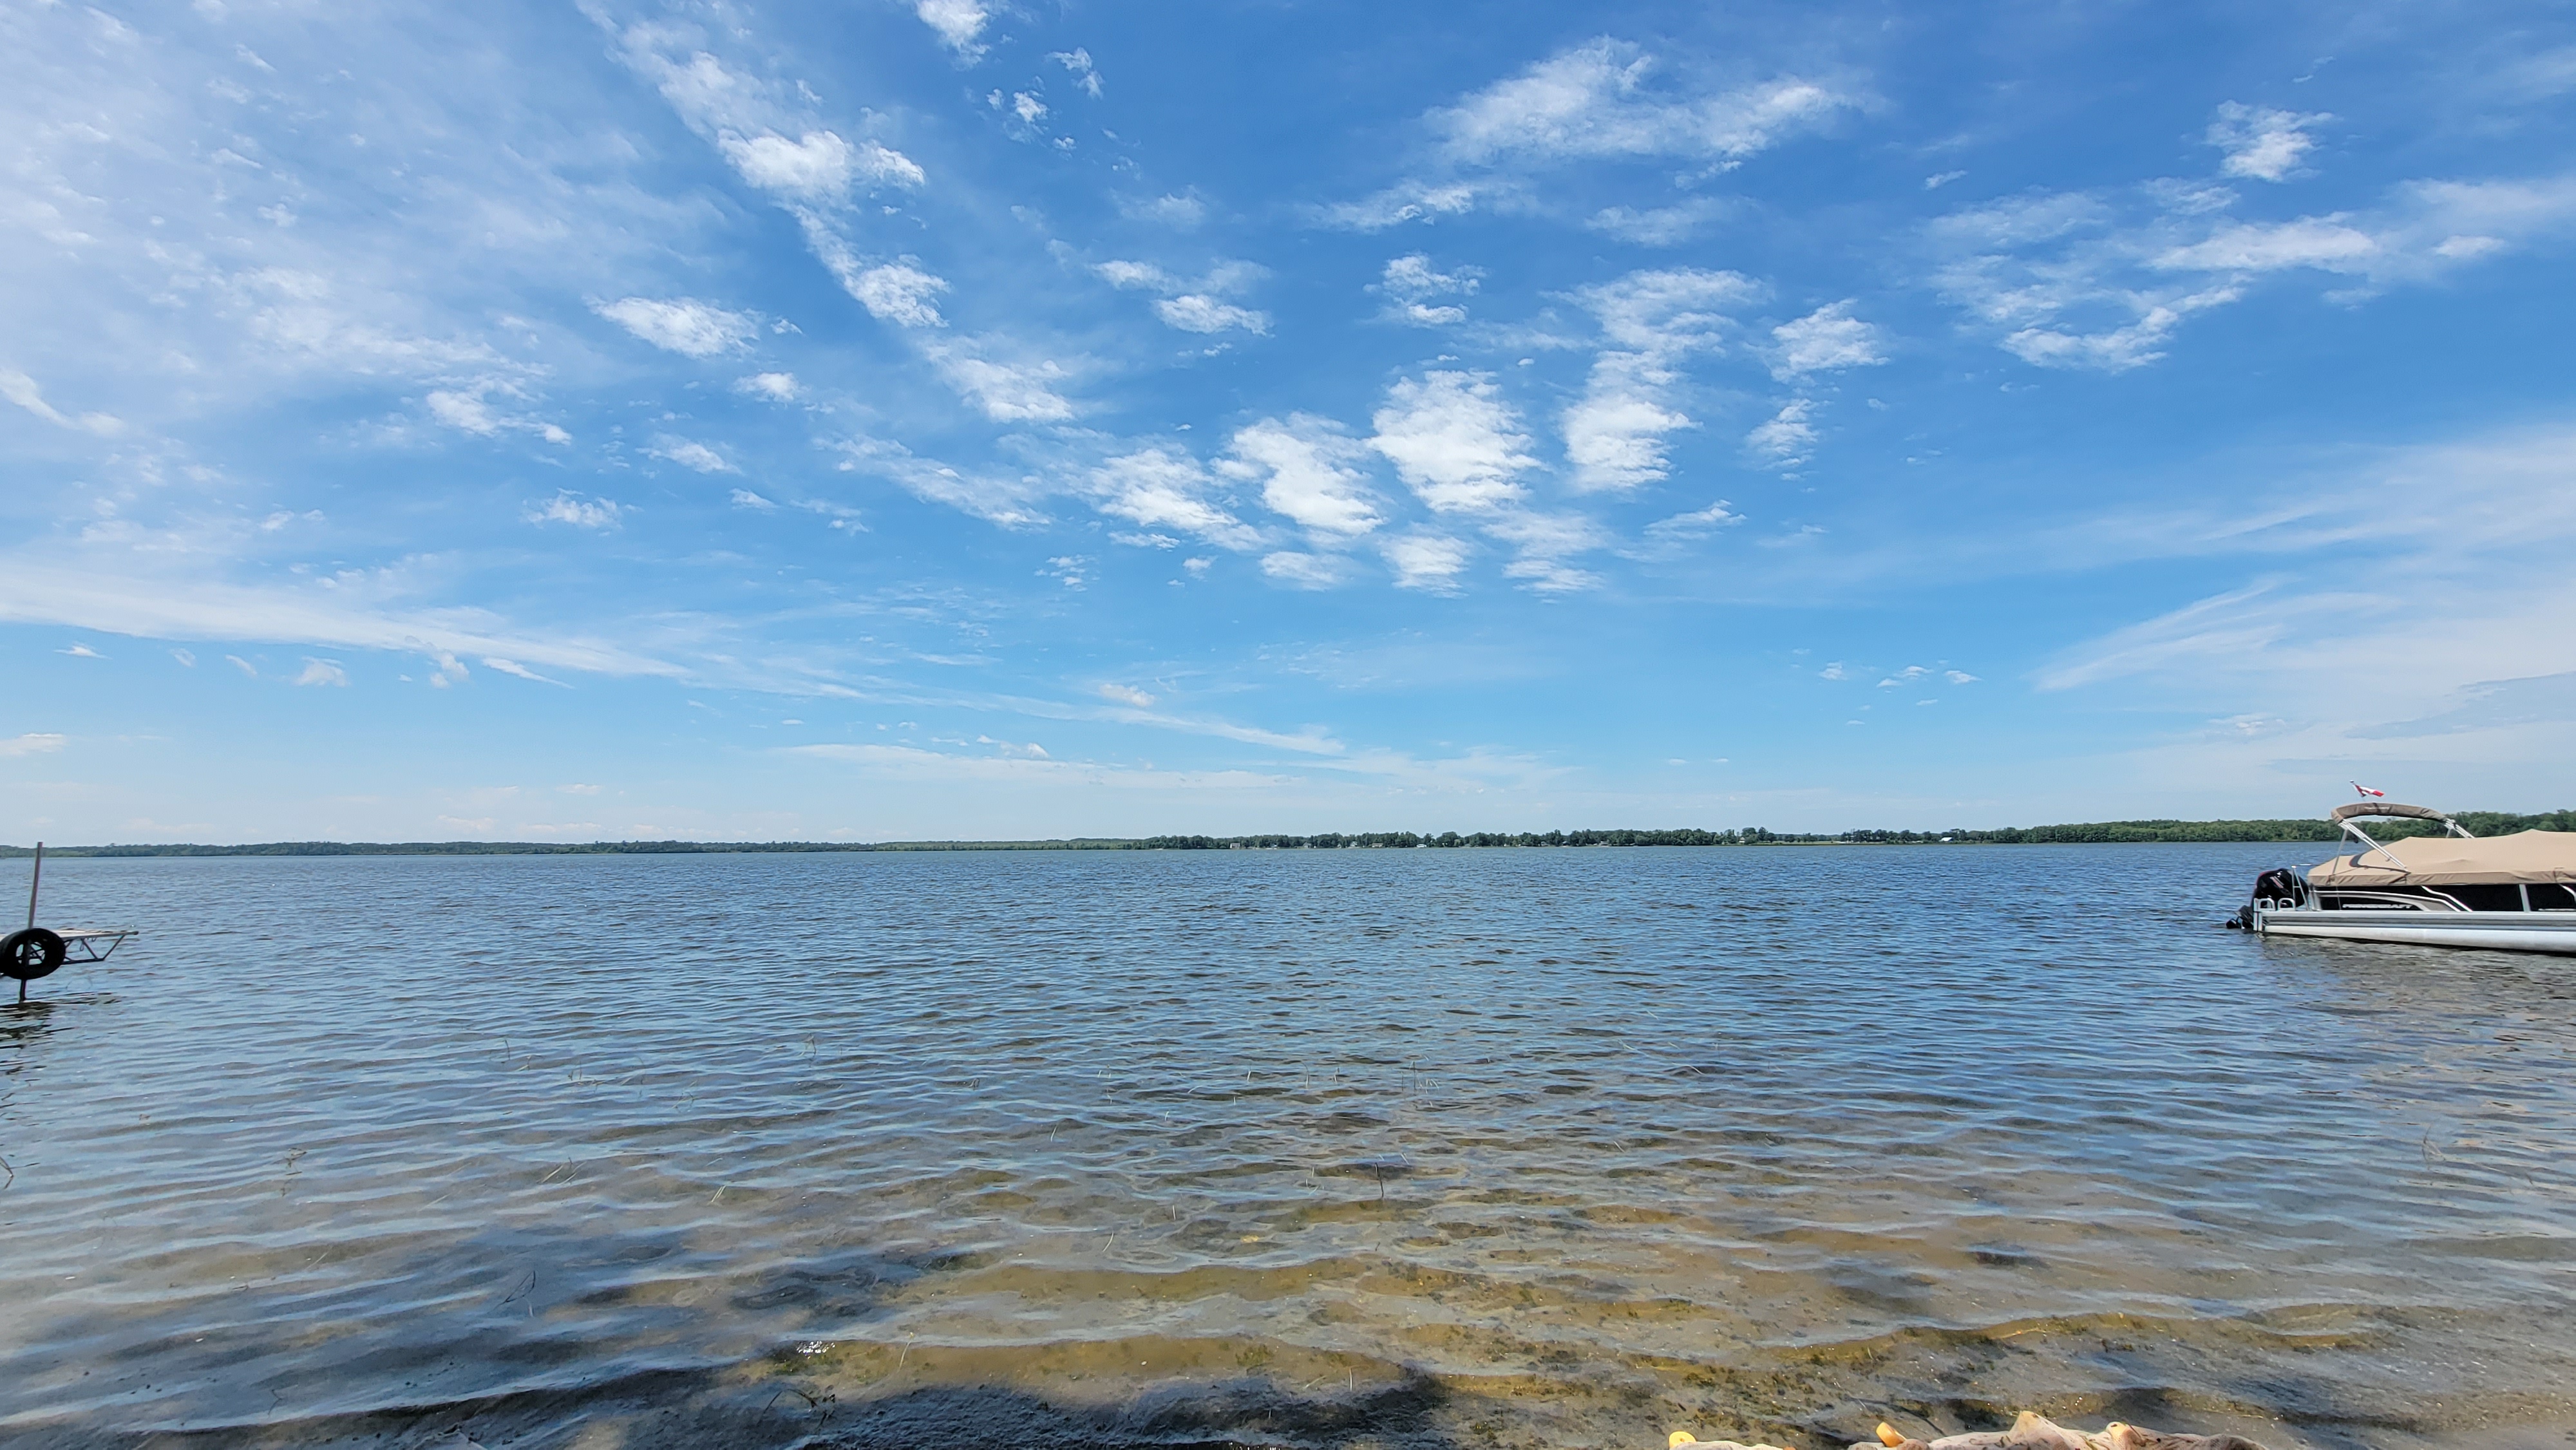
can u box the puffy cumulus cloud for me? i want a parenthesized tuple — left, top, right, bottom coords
(916, 0, 988, 59)
(648, 436, 734, 473)
(1098, 682, 1155, 707)
(717, 129, 923, 199)
(851, 263, 949, 328)
(527, 491, 625, 529)
(1432, 39, 1851, 167)
(929, 351, 1074, 422)
(736, 372, 800, 400)
(1373, 254, 1481, 325)
(1770, 300, 1888, 379)
(1370, 372, 1536, 513)
(2206, 102, 2331, 183)
(0, 733, 66, 757)
(1086, 448, 1261, 549)
(1260, 551, 1356, 589)
(595, 297, 759, 357)
(1223, 416, 1385, 538)
(1559, 268, 1754, 491)
(292, 657, 349, 687)
(1746, 399, 1817, 464)
(1380, 531, 1473, 591)
(1564, 357, 1694, 493)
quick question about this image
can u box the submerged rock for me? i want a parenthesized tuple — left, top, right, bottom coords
(1664, 1411, 2268, 1450)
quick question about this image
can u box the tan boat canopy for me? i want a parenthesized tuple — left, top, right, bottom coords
(2328, 802, 2457, 825)
(2310, 831, 2576, 887)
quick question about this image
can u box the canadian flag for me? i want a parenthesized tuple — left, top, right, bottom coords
(2352, 781, 2387, 798)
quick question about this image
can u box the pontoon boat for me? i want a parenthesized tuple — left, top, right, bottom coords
(2231, 804, 2576, 954)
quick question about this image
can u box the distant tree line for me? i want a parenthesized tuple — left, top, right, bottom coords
(7, 811, 2569, 856)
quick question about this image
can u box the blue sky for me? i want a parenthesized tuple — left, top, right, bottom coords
(4, 0, 2574, 842)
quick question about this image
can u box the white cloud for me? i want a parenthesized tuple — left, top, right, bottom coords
(1260, 551, 1354, 589)
(1584, 200, 1728, 245)
(1485, 509, 1609, 594)
(1226, 415, 1385, 538)
(1933, 167, 2576, 372)
(718, 129, 922, 199)
(1374, 254, 1481, 325)
(737, 372, 800, 400)
(293, 657, 348, 686)
(0, 733, 66, 757)
(851, 263, 949, 328)
(1770, 300, 1888, 378)
(1317, 180, 1480, 231)
(1095, 260, 1176, 291)
(1098, 682, 1155, 708)
(483, 656, 567, 686)
(1370, 372, 1535, 513)
(1645, 500, 1743, 540)
(915, 0, 987, 59)
(2207, 102, 2330, 183)
(1154, 295, 1269, 334)
(730, 489, 777, 510)
(1432, 39, 1850, 167)
(424, 384, 569, 444)
(0, 369, 122, 435)
(1559, 268, 1754, 491)
(1121, 192, 1206, 228)
(649, 437, 734, 473)
(1381, 531, 1472, 590)
(527, 491, 624, 529)
(1747, 399, 1817, 464)
(227, 655, 260, 678)
(1563, 357, 1694, 493)
(1096, 259, 1270, 334)
(2154, 217, 2378, 272)
(595, 297, 759, 357)
(1088, 448, 1261, 549)
(1577, 267, 1756, 351)
(931, 350, 1074, 422)
(1050, 48, 1103, 98)
(1011, 91, 1048, 126)
(1946, 670, 1979, 684)
(60, 643, 104, 659)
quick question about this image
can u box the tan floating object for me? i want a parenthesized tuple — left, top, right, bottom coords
(1839, 1410, 2268, 1450)
(1669, 1433, 1795, 1450)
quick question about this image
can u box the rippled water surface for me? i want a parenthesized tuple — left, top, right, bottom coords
(4, 846, 2574, 1450)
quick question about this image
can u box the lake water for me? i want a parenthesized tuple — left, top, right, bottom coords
(2, 845, 2572, 1450)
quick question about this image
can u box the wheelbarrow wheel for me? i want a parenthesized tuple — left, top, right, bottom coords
(3, 928, 66, 981)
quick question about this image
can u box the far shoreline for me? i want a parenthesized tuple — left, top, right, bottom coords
(10, 809, 2571, 858)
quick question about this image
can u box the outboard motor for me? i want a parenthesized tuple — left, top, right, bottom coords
(2226, 867, 2308, 929)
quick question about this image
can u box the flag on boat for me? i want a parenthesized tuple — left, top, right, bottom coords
(2352, 781, 2386, 798)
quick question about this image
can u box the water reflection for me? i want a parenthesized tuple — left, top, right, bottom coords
(0, 847, 2571, 1449)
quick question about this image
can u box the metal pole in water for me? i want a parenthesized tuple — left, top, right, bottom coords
(25, 841, 39, 929)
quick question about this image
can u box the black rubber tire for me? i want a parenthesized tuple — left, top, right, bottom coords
(2, 927, 66, 981)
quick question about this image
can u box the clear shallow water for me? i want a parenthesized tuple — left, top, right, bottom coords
(2, 845, 2573, 1450)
